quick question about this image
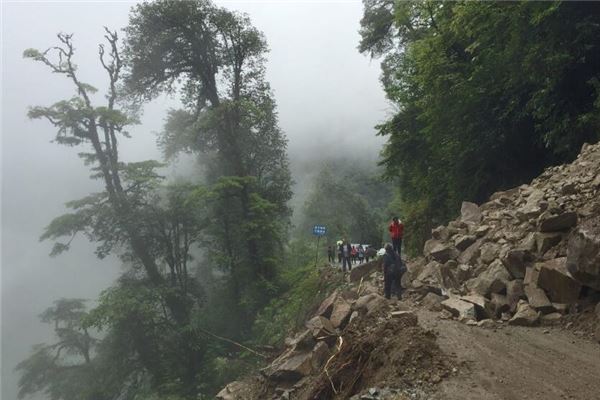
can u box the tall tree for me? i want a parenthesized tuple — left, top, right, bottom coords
(360, 0, 600, 254)
(123, 0, 293, 328)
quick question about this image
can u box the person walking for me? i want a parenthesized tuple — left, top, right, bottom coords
(358, 245, 365, 264)
(382, 243, 404, 299)
(388, 216, 404, 258)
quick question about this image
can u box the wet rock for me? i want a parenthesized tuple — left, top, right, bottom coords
(508, 300, 540, 326)
(566, 215, 600, 290)
(539, 211, 578, 232)
(461, 201, 482, 224)
(536, 257, 582, 304)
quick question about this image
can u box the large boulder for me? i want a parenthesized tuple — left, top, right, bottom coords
(535, 258, 582, 304)
(266, 341, 330, 382)
(329, 297, 352, 329)
(455, 234, 477, 251)
(461, 201, 482, 224)
(490, 293, 510, 316)
(421, 292, 446, 311)
(458, 239, 484, 265)
(414, 261, 443, 287)
(430, 243, 458, 263)
(305, 316, 335, 339)
(508, 300, 540, 326)
(353, 293, 386, 316)
(349, 259, 382, 282)
(466, 260, 511, 296)
(535, 232, 563, 255)
(441, 297, 477, 320)
(501, 248, 534, 279)
(506, 280, 526, 312)
(460, 294, 493, 319)
(566, 216, 600, 290)
(479, 243, 500, 265)
(524, 285, 554, 314)
(539, 211, 578, 232)
(315, 291, 338, 318)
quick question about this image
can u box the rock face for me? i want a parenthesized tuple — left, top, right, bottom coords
(567, 216, 600, 290)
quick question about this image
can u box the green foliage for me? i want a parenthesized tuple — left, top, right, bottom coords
(360, 0, 600, 253)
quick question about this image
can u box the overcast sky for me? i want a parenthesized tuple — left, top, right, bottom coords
(1, 1, 389, 398)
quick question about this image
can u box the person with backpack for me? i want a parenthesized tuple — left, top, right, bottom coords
(382, 243, 405, 299)
(388, 216, 404, 258)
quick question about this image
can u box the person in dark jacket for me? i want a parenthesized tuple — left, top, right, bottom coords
(342, 240, 352, 272)
(382, 243, 403, 299)
(327, 245, 335, 263)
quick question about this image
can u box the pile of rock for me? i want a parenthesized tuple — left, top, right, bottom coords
(216, 284, 389, 400)
(408, 142, 600, 329)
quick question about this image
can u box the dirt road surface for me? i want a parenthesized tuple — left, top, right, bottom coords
(416, 310, 600, 400)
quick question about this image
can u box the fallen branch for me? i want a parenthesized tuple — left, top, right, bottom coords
(323, 335, 344, 394)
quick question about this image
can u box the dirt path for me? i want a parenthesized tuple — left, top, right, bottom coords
(415, 309, 600, 400)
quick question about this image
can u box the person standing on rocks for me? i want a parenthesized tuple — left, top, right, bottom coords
(388, 216, 404, 257)
(382, 243, 403, 299)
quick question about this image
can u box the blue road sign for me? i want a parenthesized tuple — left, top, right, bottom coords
(312, 225, 327, 236)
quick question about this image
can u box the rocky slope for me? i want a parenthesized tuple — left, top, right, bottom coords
(217, 141, 600, 400)
(408, 141, 600, 335)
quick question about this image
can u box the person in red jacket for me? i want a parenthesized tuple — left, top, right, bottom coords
(388, 216, 404, 257)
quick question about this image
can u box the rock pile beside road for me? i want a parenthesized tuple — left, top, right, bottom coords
(407, 142, 600, 336)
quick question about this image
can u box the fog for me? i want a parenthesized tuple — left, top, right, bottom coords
(1, 1, 388, 398)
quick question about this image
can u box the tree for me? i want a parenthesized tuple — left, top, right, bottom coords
(360, 0, 600, 254)
(123, 0, 293, 327)
(24, 30, 208, 397)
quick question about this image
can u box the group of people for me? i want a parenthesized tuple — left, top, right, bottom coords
(327, 242, 376, 272)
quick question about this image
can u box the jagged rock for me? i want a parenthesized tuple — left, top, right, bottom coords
(466, 259, 511, 296)
(490, 293, 510, 316)
(506, 279, 525, 312)
(430, 243, 458, 263)
(524, 285, 554, 314)
(535, 232, 563, 254)
(432, 225, 450, 241)
(316, 291, 338, 318)
(421, 292, 446, 311)
(454, 234, 477, 251)
(508, 300, 540, 326)
(424, 239, 442, 257)
(479, 243, 500, 265)
(414, 261, 442, 287)
(474, 225, 491, 238)
(329, 297, 352, 328)
(458, 239, 484, 265)
(349, 259, 381, 283)
(305, 316, 335, 339)
(285, 329, 315, 351)
(440, 261, 460, 289)
(566, 215, 600, 290)
(456, 264, 473, 282)
(539, 211, 578, 232)
(517, 189, 545, 220)
(501, 248, 534, 279)
(459, 294, 493, 319)
(441, 297, 477, 320)
(461, 201, 482, 224)
(490, 187, 519, 201)
(267, 341, 330, 382)
(216, 381, 251, 400)
(536, 257, 582, 304)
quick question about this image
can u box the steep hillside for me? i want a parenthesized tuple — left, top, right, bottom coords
(217, 142, 600, 400)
